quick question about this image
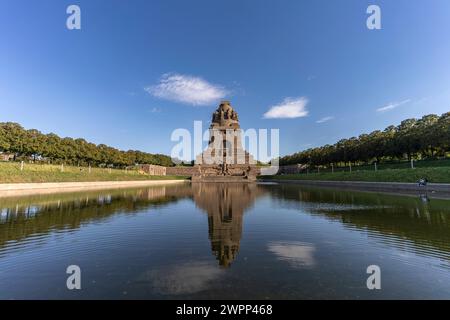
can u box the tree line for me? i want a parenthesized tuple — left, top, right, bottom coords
(0, 122, 174, 167)
(280, 112, 450, 167)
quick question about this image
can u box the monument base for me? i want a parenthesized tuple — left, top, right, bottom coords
(192, 176, 257, 182)
(192, 164, 259, 182)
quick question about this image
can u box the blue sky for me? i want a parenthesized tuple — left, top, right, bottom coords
(1, 0, 450, 158)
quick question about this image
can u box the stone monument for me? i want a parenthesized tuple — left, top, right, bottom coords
(193, 101, 259, 181)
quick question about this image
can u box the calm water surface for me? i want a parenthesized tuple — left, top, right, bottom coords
(1, 182, 450, 299)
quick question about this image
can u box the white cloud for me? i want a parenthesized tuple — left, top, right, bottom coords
(145, 73, 228, 106)
(316, 116, 334, 124)
(150, 107, 161, 113)
(263, 97, 309, 119)
(267, 241, 316, 269)
(376, 99, 411, 112)
(141, 261, 222, 295)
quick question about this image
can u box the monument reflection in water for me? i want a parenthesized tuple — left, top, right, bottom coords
(192, 183, 264, 267)
(1, 182, 450, 299)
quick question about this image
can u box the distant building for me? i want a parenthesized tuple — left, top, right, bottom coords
(0, 153, 14, 161)
(139, 164, 167, 176)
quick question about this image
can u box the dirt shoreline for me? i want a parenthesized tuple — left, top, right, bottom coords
(0, 180, 189, 198)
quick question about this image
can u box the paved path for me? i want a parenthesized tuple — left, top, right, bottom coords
(0, 180, 188, 197)
(260, 179, 450, 198)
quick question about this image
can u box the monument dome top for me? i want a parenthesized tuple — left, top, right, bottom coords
(211, 101, 239, 128)
(218, 100, 233, 112)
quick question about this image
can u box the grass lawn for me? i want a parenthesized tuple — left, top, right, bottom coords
(0, 162, 188, 183)
(260, 167, 450, 183)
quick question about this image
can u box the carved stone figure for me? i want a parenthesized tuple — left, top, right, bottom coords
(212, 111, 219, 123)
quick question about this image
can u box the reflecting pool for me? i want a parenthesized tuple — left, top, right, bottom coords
(0, 182, 450, 299)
